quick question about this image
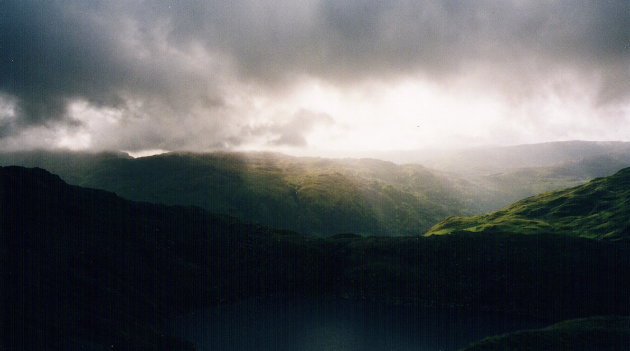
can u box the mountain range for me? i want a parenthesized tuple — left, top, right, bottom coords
(0, 150, 484, 236)
(3, 140, 630, 237)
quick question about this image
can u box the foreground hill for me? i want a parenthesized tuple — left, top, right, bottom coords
(1, 166, 331, 350)
(426, 167, 630, 240)
(463, 316, 630, 351)
(0, 150, 486, 236)
(4, 167, 630, 349)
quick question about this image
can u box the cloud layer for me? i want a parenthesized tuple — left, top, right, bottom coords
(1, 0, 628, 151)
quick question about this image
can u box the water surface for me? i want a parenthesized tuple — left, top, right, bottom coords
(167, 298, 545, 351)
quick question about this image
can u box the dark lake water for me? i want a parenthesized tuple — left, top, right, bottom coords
(166, 298, 546, 351)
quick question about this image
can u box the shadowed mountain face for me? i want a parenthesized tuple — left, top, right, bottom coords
(462, 316, 630, 351)
(4, 166, 630, 350)
(0, 151, 487, 236)
(426, 167, 630, 239)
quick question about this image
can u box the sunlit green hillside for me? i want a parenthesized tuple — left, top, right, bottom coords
(426, 167, 630, 240)
(463, 316, 630, 351)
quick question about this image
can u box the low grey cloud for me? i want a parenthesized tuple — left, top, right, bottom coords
(266, 110, 334, 147)
(0, 0, 628, 150)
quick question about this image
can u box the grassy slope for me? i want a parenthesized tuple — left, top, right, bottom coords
(462, 316, 630, 351)
(0, 151, 482, 236)
(425, 167, 630, 240)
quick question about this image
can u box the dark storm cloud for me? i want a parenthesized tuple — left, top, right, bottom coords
(0, 0, 628, 148)
(0, 0, 224, 137)
(159, 0, 629, 85)
(1, 1, 125, 126)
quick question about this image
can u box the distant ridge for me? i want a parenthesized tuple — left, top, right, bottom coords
(354, 140, 630, 171)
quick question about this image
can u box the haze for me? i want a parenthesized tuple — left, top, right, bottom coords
(1, 0, 629, 157)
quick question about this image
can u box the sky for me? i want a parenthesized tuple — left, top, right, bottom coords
(0, 0, 629, 156)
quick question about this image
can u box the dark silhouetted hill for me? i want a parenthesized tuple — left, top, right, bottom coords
(1, 166, 333, 350)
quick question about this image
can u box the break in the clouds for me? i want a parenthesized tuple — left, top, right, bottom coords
(0, 0, 629, 153)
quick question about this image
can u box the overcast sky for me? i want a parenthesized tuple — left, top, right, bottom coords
(1, 0, 629, 155)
